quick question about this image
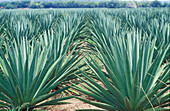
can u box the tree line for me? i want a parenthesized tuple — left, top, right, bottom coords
(0, 0, 169, 9)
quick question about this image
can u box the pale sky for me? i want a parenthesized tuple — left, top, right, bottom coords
(122, 0, 169, 1)
(120, 0, 169, 1)
(2, 0, 170, 1)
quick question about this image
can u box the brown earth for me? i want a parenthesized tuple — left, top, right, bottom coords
(42, 98, 103, 111)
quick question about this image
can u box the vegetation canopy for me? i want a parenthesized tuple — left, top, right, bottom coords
(0, 8, 169, 111)
(0, 0, 170, 9)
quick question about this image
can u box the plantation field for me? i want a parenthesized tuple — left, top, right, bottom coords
(0, 8, 170, 111)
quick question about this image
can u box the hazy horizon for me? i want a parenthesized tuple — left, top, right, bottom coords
(0, 0, 170, 2)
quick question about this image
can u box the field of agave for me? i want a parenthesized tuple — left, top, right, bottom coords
(0, 8, 169, 111)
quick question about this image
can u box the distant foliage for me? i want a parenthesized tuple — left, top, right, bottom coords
(28, 1, 44, 8)
(0, 7, 169, 111)
(0, 0, 170, 9)
(150, 0, 162, 7)
(4, 3, 14, 9)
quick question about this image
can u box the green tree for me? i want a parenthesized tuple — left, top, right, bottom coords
(86, 2, 96, 8)
(150, 0, 162, 7)
(0, 2, 6, 8)
(20, 1, 31, 8)
(139, 2, 150, 7)
(29, 2, 44, 8)
(5, 3, 15, 9)
(42, 2, 52, 8)
(162, 2, 169, 7)
(108, 1, 120, 8)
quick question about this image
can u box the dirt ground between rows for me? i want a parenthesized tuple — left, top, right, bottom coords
(43, 98, 103, 111)
(39, 81, 105, 111)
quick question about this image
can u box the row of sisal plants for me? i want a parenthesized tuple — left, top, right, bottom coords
(0, 8, 169, 110)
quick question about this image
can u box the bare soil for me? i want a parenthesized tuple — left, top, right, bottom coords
(42, 98, 102, 111)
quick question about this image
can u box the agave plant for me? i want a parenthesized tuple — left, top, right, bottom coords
(0, 36, 3, 48)
(39, 13, 86, 78)
(5, 17, 41, 45)
(72, 30, 170, 111)
(149, 19, 170, 61)
(0, 36, 81, 110)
